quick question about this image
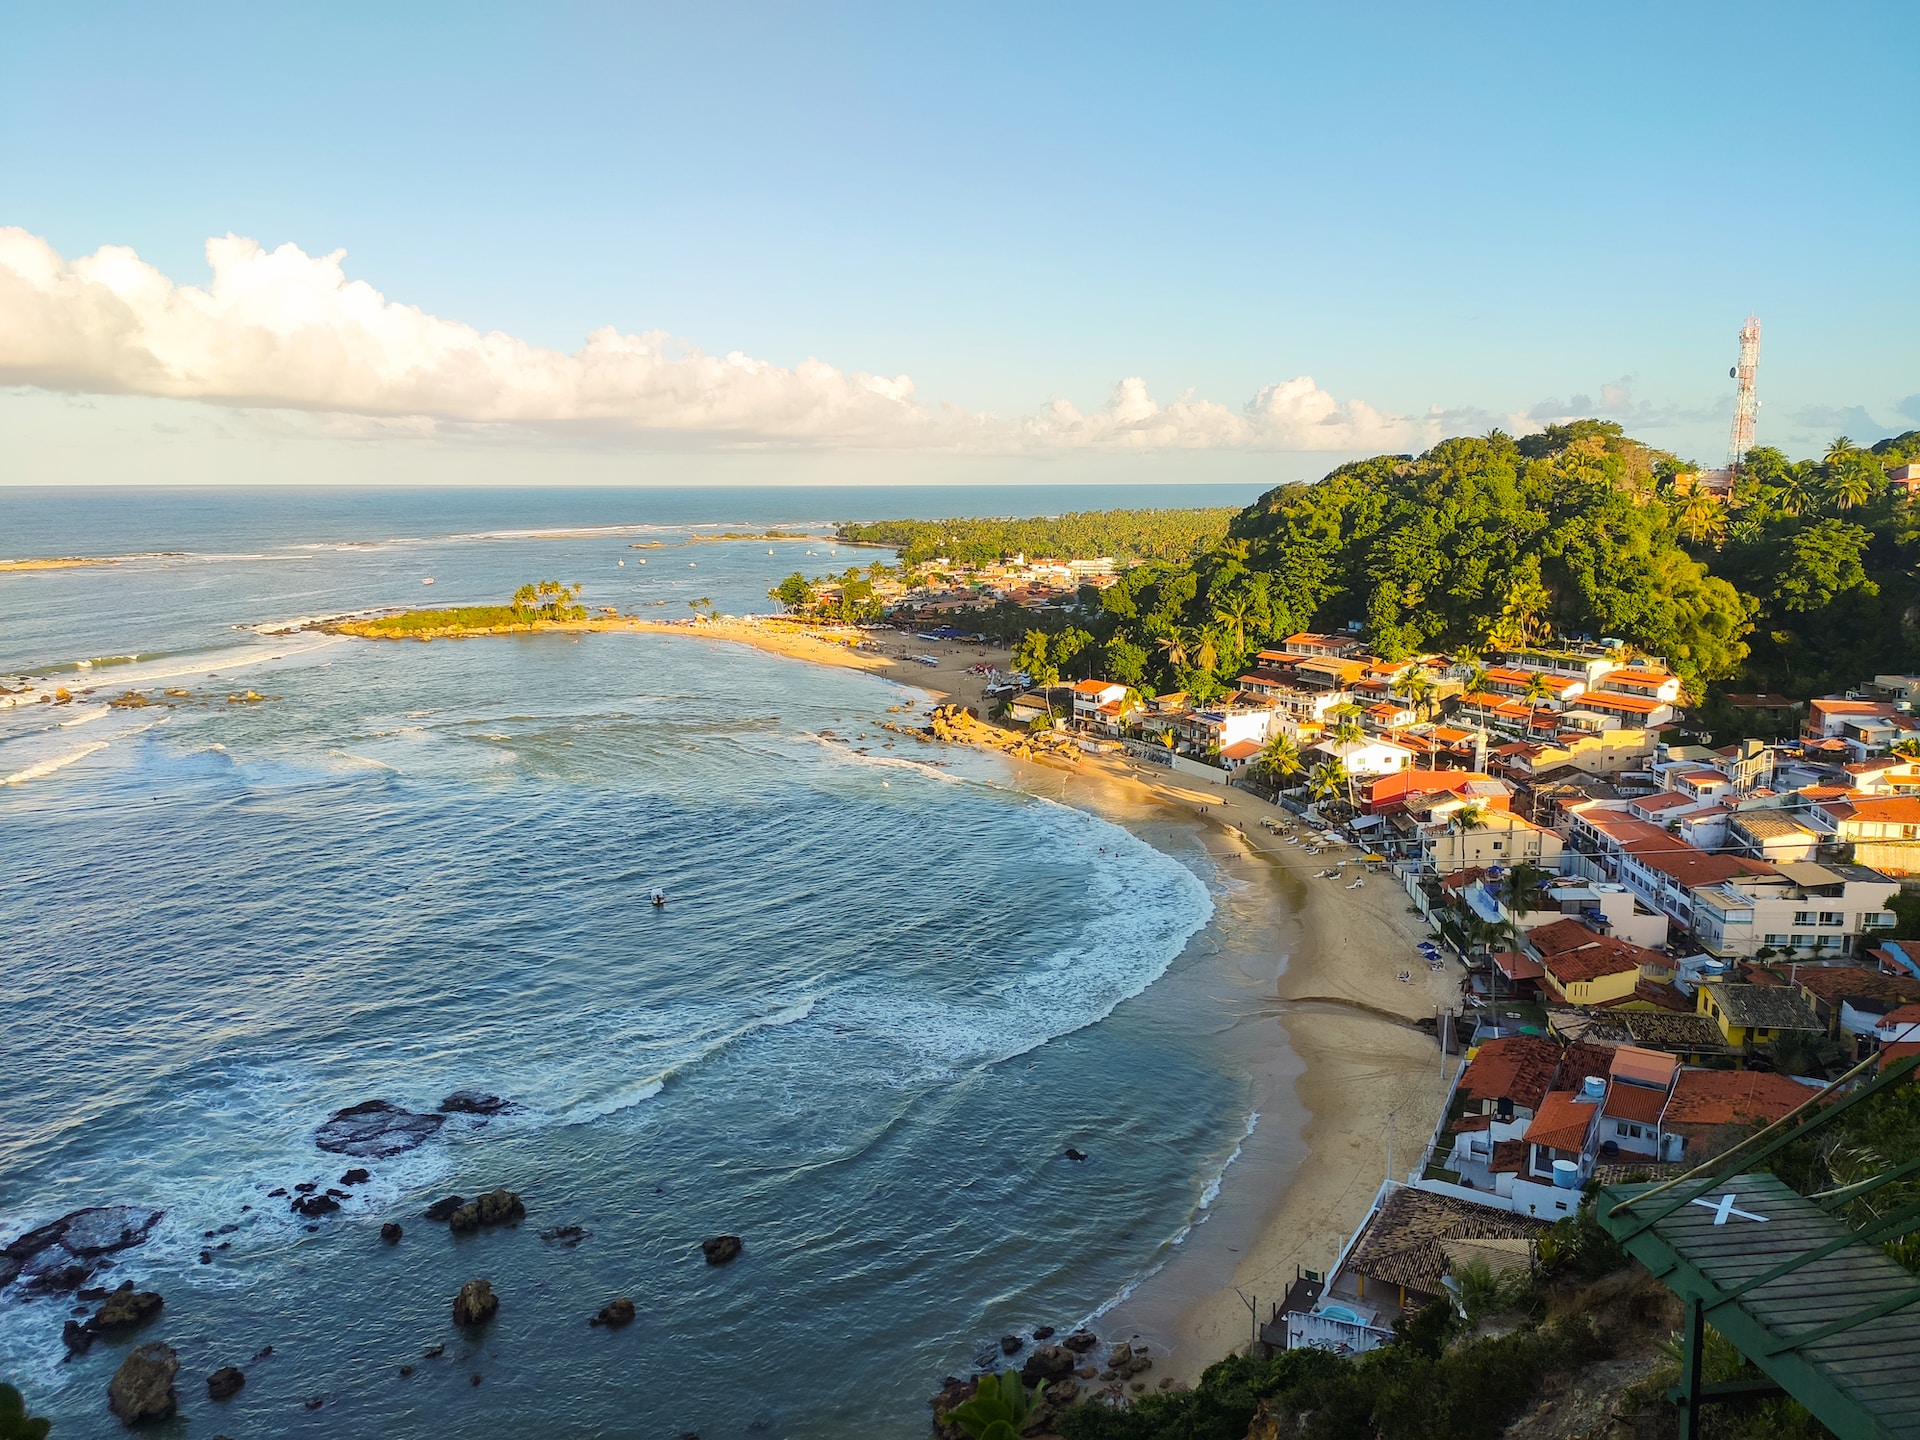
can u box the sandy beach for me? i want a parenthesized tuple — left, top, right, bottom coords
(632, 619, 1462, 1380)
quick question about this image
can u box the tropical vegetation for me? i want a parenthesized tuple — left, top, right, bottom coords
(834, 508, 1238, 565)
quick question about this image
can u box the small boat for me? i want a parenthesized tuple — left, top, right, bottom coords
(651, 890, 667, 908)
(421, 577, 435, 586)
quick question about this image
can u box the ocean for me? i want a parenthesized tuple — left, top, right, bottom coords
(0, 483, 1273, 1439)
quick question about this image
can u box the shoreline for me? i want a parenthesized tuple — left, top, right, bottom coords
(321, 612, 1461, 1383)
(591, 618, 1460, 1381)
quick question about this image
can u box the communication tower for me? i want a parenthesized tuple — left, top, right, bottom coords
(1726, 314, 1761, 469)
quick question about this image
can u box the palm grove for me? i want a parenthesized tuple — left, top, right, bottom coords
(787, 423, 1920, 728)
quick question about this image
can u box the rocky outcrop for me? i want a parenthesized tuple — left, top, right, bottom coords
(701, 1234, 742, 1266)
(291, 1194, 340, 1218)
(447, 1189, 525, 1232)
(1061, 1331, 1098, 1353)
(380, 1223, 403, 1244)
(540, 1225, 589, 1247)
(452, 1279, 498, 1327)
(999, 1334, 1023, 1355)
(93, 1283, 164, 1334)
(315, 1101, 445, 1159)
(108, 1343, 178, 1426)
(438, 1091, 512, 1116)
(1020, 1345, 1077, 1384)
(423, 1195, 465, 1222)
(590, 1298, 636, 1328)
(338, 1168, 371, 1186)
(206, 1366, 246, 1400)
(2, 1207, 163, 1290)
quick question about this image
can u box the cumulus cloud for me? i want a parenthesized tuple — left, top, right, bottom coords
(0, 227, 1424, 454)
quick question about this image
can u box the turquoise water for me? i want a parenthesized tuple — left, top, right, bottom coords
(0, 487, 1264, 1438)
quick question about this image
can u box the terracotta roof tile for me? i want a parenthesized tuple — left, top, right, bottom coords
(1662, 1069, 1816, 1130)
(1345, 1186, 1546, 1295)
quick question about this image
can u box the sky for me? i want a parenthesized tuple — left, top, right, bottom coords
(2, 1, 1916, 487)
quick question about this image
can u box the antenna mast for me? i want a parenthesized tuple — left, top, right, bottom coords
(1726, 315, 1761, 469)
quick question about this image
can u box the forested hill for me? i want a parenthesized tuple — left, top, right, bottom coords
(1078, 421, 1920, 706)
(834, 508, 1237, 565)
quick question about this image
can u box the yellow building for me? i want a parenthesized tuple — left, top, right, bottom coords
(1695, 980, 1821, 1048)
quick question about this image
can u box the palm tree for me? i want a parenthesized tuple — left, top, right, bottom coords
(1777, 466, 1822, 518)
(1154, 630, 1190, 674)
(1891, 738, 1920, 764)
(1258, 732, 1304, 794)
(1306, 759, 1348, 810)
(1521, 673, 1554, 708)
(1192, 628, 1220, 675)
(1826, 458, 1876, 511)
(1826, 435, 1857, 467)
(1332, 709, 1366, 746)
(1675, 489, 1728, 547)
(1212, 592, 1255, 654)
(1392, 667, 1437, 721)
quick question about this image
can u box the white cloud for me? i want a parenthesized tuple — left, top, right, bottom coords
(0, 227, 1424, 454)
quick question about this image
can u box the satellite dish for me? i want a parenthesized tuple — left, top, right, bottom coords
(1729, 366, 1738, 379)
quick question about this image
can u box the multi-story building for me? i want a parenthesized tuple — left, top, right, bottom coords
(1684, 861, 1898, 960)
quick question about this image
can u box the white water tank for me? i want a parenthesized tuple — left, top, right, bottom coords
(1581, 1075, 1605, 1101)
(1552, 1159, 1580, 1189)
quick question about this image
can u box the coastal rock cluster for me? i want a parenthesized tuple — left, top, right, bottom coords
(931, 1330, 1174, 1436)
(901, 704, 1083, 765)
(3, 1089, 753, 1429)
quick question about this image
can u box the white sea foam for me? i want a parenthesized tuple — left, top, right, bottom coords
(3, 741, 108, 785)
(57, 704, 111, 728)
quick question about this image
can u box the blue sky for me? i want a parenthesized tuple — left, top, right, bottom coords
(2, 1, 1915, 484)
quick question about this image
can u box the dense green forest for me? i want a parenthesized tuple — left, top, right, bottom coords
(834, 509, 1238, 565)
(867, 424, 1920, 707)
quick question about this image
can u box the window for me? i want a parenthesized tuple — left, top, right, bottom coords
(1764, 933, 1789, 946)
(1793, 910, 1815, 925)
(1792, 934, 1813, 948)
(1819, 911, 1844, 927)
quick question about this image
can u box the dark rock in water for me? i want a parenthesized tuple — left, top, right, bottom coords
(380, 1223, 403, 1244)
(999, 1334, 1023, 1356)
(469, 1373, 483, 1387)
(239, 1204, 251, 1213)
(61, 1319, 94, 1356)
(203, 1230, 215, 1239)
(217, 1223, 239, 1234)
(293, 1183, 318, 1194)
(590, 1297, 636, 1328)
(252, 1345, 274, 1360)
(325, 1188, 350, 1200)
(339, 1168, 371, 1186)
(1033, 1326, 1056, 1340)
(3, 1206, 163, 1290)
(291, 1194, 340, 1218)
(423, 1195, 466, 1223)
(93, 1283, 164, 1333)
(267, 1188, 287, 1198)
(207, 1365, 246, 1400)
(23, 1261, 92, 1294)
(108, 1342, 179, 1425)
(398, 1365, 416, 1378)
(539, 1225, 589, 1247)
(1064, 1147, 1089, 1163)
(438, 1090, 512, 1116)
(452, 1278, 498, 1327)
(199, 1250, 212, 1265)
(304, 1224, 319, 1233)
(315, 1100, 445, 1159)
(422, 1344, 444, 1358)
(305, 1396, 324, 1410)
(448, 1189, 524, 1232)
(1020, 1345, 1076, 1384)
(701, 1234, 742, 1266)
(1062, 1331, 1098, 1353)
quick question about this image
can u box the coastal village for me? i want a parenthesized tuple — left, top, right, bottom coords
(801, 557, 1920, 1389)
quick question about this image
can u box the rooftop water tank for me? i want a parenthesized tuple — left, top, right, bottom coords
(1581, 1075, 1606, 1101)
(1552, 1159, 1580, 1189)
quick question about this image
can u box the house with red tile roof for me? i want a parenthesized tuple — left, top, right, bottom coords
(1525, 919, 1674, 1006)
(1812, 794, 1920, 875)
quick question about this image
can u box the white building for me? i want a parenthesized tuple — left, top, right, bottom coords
(1687, 861, 1899, 960)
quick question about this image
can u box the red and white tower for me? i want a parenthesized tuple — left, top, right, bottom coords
(1726, 315, 1761, 469)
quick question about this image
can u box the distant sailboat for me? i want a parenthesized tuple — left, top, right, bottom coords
(421, 577, 435, 585)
